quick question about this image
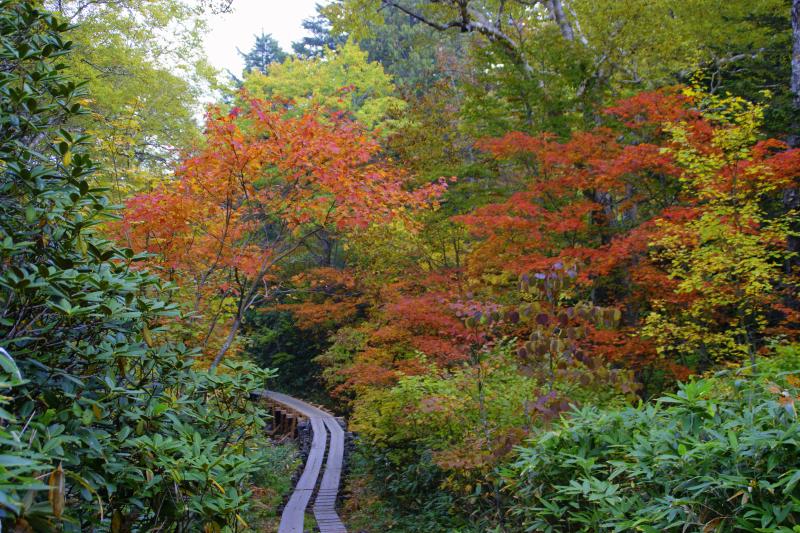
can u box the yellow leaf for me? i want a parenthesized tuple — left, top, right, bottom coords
(66, 470, 103, 520)
(48, 462, 65, 519)
(142, 325, 154, 347)
(210, 479, 225, 495)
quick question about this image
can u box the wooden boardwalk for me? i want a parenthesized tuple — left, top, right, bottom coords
(263, 391, 347, 533)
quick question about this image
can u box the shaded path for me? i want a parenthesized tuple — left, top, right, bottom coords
(264, 391, 347, 533)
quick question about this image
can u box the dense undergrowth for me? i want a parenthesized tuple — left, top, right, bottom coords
(340, 350, 800, 532)
(240, 443, 299, 531)
(507, 355, 800, 531)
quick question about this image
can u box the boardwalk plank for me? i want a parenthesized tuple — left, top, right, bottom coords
(313, 416, 346, 532)
(265, 391, 347, 533)
(278, 416, 326, 532)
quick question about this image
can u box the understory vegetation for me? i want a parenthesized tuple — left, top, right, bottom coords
(508, 360, 800, 531)
(2, 0, 800, 531)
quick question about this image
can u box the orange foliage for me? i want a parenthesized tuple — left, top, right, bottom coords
(373, 88, 799, 389)
(454, 88, 800, 381)
(116, 96, 447, 360)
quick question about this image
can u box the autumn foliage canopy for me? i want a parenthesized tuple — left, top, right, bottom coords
(295, 89, 800, 490)
(117, 97, 447, 364)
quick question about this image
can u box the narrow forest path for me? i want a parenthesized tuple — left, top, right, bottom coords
(263, 391, 347, 533)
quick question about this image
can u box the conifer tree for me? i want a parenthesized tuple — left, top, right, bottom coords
(239, 31, 286, 73)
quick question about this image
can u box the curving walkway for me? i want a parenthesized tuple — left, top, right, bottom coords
(264, 391, 347, 533)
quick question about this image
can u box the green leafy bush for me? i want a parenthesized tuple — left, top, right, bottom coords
(0, 2, 274, 530)
(342, 444, 482, 533)
(506, 366, 800, 532)
(241, 443, 301, 530)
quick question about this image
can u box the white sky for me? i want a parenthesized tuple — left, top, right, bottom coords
(203, 1, 325, 74)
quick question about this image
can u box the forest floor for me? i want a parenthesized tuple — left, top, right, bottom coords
(243, 442, 301, 531)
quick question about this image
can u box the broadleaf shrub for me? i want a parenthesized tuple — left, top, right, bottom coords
(506, 364, 800, 532)
(0, 2, 275, 531)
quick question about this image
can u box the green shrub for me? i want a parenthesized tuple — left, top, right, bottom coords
(343, 444, 483, 533)
(505, 368, 800, 532)
(0, 2, 274, 530)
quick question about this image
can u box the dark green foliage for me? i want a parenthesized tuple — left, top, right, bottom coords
(506, 368, 800, 532)
(239, 31, 286, 74)
(692, 3, 796, 138)
(344, 445, 481, 533)
(292, 11, 345, 59)
(357, 8, 460, 95)
(245, 310, 328, 401)
(294, 3, 463, 94)
(0, 2, 275, 530)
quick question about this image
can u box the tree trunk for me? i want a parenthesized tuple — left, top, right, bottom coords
(547, 0, 576, 41)
(207, 232, 316, 371)
(787, 0, 800, 276)
(210, 315, 241, 370)
(792, 0, 800, 112)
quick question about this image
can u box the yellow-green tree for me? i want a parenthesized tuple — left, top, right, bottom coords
(643, 90, 798, 367)
(242, 40, 406, 131)
(45, 0, 215, 196)
(326, 0, 790, 135)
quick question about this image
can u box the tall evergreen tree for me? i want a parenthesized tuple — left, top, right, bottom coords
(239, 31, 286, 73)
(292, 9, 346, 59)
